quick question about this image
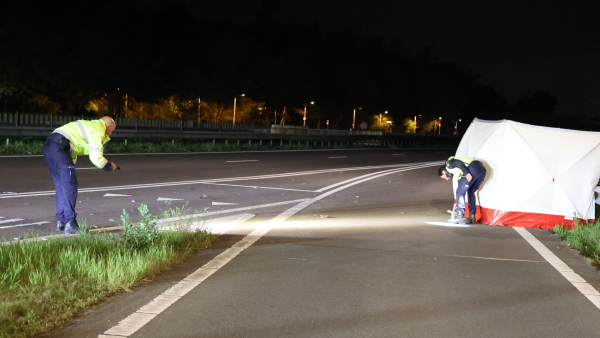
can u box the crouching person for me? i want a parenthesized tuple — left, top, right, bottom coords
(439, 156, 487, 224)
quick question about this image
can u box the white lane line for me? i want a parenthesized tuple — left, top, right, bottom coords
(445, 254, 544, 263)
(328, 156, 347, 159)
(514, 227, 600, 308)
(0, 161, 442, 199)
(157, 197, 184, 201)
(199, 182, 316, 192)
(225, 160, 258, 163)
(0, 221, 51, 230)
(316, 163, 440, 192)
(101, 164, 436, 337)
(212, 201, 238, 206)
(0, 218, 25, 225)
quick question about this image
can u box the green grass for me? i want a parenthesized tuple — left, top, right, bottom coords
(553, 206, 600, 268)
(0, 139, 358, 155)
(0, 205, 216, 338)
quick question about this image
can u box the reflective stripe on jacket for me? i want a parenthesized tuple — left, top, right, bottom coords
(54, 120, 110, 168)
(445, 156, 473, 180)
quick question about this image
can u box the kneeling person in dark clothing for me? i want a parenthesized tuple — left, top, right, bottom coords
(439, 156, 487, 224)
(42, 116, 118, 234)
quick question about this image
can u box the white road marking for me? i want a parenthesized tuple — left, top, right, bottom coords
(199, 182, 316, 192)
(445, 254, 544, 263)
(0, 216, 4, 219)
(104, 193, 132, 197)
(316, 163, 438, 192)
(157, 197, 184, 201)
(328, 156, 347, 159)
(425, 221, 470, 227)
(225, 160, 258, 163)
(0, 221, 51, 229)
(0, 161, 442, 199)
(101, 164, 437, 337)
(160, 213, 254, 234)
(514, 227, 600, 309)
(0, 218, 25, 225)
(212, 201, 238, 206)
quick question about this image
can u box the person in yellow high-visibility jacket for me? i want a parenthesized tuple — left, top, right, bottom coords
(42, 116, 118, 234)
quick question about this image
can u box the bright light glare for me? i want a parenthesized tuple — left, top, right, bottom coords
(425, 221, 469, 227)
(311, 101, 315, 104)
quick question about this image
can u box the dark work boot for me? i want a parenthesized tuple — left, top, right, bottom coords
(465, 214, 476, 224)
(56, 221, 65, 232)
(64, 219, 80, 235)
(447, 210, 465, 224)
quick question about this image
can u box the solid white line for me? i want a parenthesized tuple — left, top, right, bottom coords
(513, 227, 600, 309)
(445, 254, 544, 263)
(226, 160, 258, 163)
(316, 163, 440, 192)
(328, 156, 347, 159)
(0, 161, 442, 199)
(199, 182, 316, 192)
(0, 218, 25, 225)
(0, 221, 51, 229)
(101, 164, 433, 337)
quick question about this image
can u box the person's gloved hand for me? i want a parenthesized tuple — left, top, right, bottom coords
(466, 173, 473, 182)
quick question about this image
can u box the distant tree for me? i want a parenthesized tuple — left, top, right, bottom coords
(403, 118, 416, 133)
(513, 91, 557, 115)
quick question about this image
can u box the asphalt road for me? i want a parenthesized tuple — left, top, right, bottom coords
(3, 148, 600, 337)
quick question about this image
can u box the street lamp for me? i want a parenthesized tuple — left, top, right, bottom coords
(438, 117, 442, 135)
(233, 94, 245, 126)
(379, 111, 388, 124)
(455, 119, 461, 135)
(303, 101, 314, 127)
(352, 107, 362, 130)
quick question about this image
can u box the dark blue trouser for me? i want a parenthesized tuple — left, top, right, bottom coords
(456, 161, 487, 216)
(43, 134, 78, 223)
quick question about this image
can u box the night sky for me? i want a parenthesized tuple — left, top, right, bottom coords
(185, 0, 600, 116)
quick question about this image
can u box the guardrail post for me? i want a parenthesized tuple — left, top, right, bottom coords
(6, 138, 8, 146)
(125, 139, 127, 146)
(172, 140, 174, 145)
(289, 140, 291, 147)
(260, 140, 262, 145)
(237, 140, 240, 145)
(213, 139, 215, 145)
(270, 140, 272, 145)
(249, 140, 251, 145)
(280, 140, 282, 146)
(225, 140, 228, 145)
(328, 141, 330, 147)
(16, 111, 18, 127)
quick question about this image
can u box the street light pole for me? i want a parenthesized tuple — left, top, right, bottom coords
(352, 109, 356, 129)
(438, 117, 442, 135)
(233, 94, 245, 126)
(303, 101, 314, 127)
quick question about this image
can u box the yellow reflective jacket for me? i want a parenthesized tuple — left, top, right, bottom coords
(54, 120, 111, 169)
(445, 156, 473, 180)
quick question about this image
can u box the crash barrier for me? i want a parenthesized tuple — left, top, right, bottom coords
(1, 112, 380, 136)
(0, 112, 270, 132)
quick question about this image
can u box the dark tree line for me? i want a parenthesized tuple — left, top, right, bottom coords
(1, 0, 564, 132)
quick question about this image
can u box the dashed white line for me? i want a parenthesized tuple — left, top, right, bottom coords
(101, 163, 439, 337)
(225, 160, 258, 163)
(0, 221, 51, 229)
(328, 156, 347, 159)
(0, 218, 25, 225)
(514, 227, 600, 308)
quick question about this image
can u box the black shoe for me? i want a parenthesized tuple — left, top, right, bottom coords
(56, 221, 65, 232)
(64, 219, 80, 235)
(465, 215, 476, 224)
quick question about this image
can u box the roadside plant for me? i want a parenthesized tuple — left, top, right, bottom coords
(121, 204, 159, 251)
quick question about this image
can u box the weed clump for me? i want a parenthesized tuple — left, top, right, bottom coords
(553, 213, 600, 268)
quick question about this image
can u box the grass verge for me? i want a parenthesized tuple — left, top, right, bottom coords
(0, 204, 216, 338)
(553, 207, 600, 268)
(0, 139, 361, 155)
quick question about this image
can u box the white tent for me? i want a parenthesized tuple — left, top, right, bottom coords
(454, 118, 600, 228)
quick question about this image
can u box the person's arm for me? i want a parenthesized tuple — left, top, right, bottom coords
(88, 133, 112, 171)
(446, 159, 471, 179)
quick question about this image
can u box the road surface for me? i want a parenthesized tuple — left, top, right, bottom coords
(2, 148, 600, 337)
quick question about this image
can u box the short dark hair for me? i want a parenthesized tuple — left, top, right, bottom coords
(438, 166, 450, 177)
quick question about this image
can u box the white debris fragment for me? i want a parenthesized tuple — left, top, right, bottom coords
(131, 200, 136, 202)
(157, 197, 183, 201)
(200, 195, 208, 199)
